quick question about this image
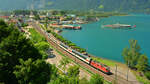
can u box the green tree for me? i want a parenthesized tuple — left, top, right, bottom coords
(90, 74, 104, 84)
(44, 17, 49, 29)
(67, 65, 80, 77)
(39, 50, 48, 59)
(0, 22, 42, 84)
(35, 41, 50, 51)
(49, 65, 80, 84)
(0, 20, 12, 42)
(50, 10, 59, 15)
(136, 54, 148, 72)
(122, 40, 141, 68)
(49, 75, 69, 84)
(21, 23, 28, 27)
(68, 76, 79, 84)
(13, 58, 51, 84)
(0, 29, 42, 61)
(79, 77, 89, 84)
(0, 50, 18, 84)
(34, 14, 40, 20)
(68, 43, 76, 47)
(35, 42, 51, 59)
(144, 71, 150, 80)
(59, 57, 70, 73)
(50, 64, 58, 80)
(67, 65, 80, 84)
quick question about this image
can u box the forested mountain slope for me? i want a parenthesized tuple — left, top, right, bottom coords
(0, 0, 150, 13)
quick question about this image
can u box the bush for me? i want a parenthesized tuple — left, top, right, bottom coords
(145, 71, 150, 80)
(79, 77, 89, 84)
(47, 30, 51, 33)
(40, 51, 48, 59)
(35, 41, 50, 51)
(90, 74, 104, 84)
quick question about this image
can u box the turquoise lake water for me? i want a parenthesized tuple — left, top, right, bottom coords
(60, 15, 150, 63)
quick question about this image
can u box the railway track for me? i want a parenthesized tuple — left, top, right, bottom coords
(30, 22, 135, 84)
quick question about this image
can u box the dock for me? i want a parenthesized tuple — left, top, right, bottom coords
(50, 24, 82, 30)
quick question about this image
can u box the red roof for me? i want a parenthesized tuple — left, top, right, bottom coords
(0, 16, 9, 18)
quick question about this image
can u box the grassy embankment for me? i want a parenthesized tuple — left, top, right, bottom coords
(91, 56, 116, 67)
(29, 28, 46, 43)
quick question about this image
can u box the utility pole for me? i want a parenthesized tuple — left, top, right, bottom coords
(75, 56, 76, 63)
(127, 61, 129, 81)
(115, 64, 118, 84)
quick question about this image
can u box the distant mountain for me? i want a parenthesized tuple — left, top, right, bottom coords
(0, 0, 150, 13)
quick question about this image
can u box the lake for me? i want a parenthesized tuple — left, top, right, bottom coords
(60, 14, 150, 63)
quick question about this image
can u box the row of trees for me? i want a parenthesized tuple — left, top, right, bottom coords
(48, 30, 86, 53)
(12, 10, 37, 16)
(122, 40, 150, 80)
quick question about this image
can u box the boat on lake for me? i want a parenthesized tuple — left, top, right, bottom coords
(103, 23, 136, 29)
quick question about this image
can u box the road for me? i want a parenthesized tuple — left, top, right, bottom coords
(30, 21, 140, 84)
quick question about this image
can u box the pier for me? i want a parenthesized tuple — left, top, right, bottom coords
(50, 24, 82, 30)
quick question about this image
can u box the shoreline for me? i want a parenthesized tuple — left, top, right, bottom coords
(88, 53, 124, 64)
(58, 29, 125, 65)
(88, 53, 125, 67)
(58, 30, 125, 66)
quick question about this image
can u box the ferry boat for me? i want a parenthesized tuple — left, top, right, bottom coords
(103, 23, 136, 29)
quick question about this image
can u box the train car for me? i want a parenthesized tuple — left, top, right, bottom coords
(71, 49, 91, 64)
(90, 60, 110, 74)
(59, 43, 91, 64)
